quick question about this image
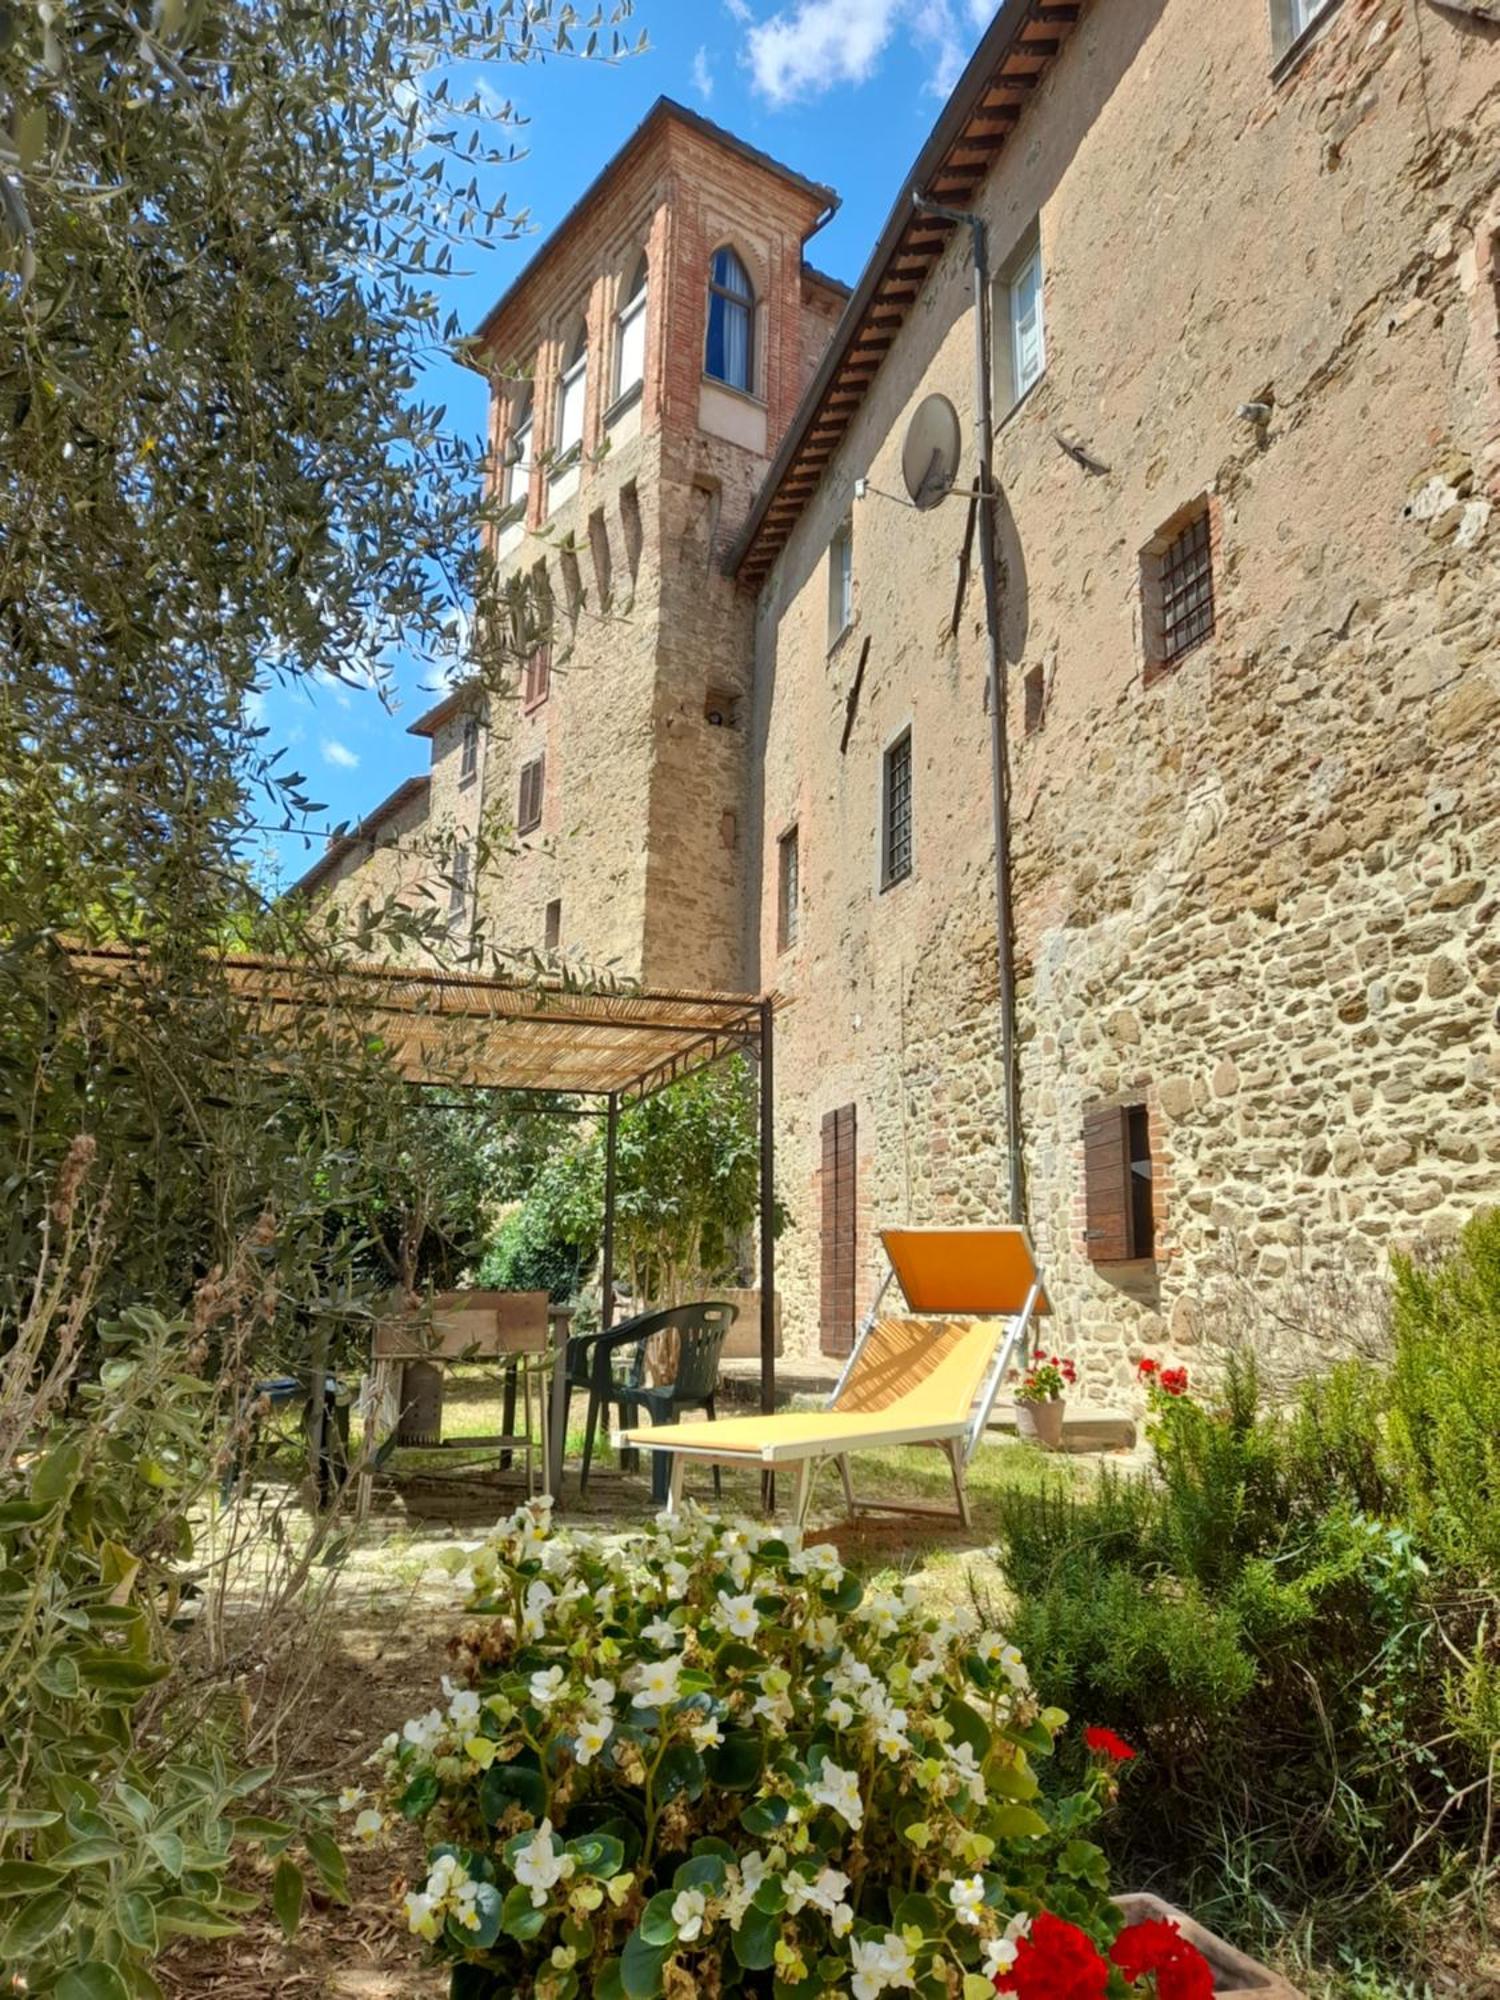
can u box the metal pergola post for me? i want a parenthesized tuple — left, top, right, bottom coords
(758, 997, 776, 1510)
(601, 1092, 619, 1333)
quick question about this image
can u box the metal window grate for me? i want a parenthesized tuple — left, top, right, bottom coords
(883, 731, 913, 887)
(1156, 508, 1215, 667)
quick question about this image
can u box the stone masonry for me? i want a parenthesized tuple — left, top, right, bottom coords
(304, 8, 1500, 1395)
(746, 0, 1500, 1385)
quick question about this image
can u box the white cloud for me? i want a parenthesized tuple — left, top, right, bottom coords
(746, 0, 899, 104)
(692, 45, 715, 99)
(723, 0, 754, 20)
(744, 0, 988, 104)
(321, 739, 360, 770)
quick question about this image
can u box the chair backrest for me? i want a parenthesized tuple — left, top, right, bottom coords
(880, 1226, 1049, 1316)
(632, 1300, 737, 1394)
(833, 1315, 1003, 1421)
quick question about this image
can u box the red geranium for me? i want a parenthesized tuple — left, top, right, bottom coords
(1136, 1357, 1158, 1377)
(1083, 1725, 1136, 1763)
(1111, 1917, 1214, 2000)
(995, 1911, 1109, 2000)
(1159, 1367, 1189, 1397)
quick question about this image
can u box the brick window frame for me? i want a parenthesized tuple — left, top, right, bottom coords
(881, 728, 913, 890)
(517, 756, 545, 836)
(1140, 498, 1218, 684)
(1082, 1102, 1158, 1264)
(522, 643, 552, 712)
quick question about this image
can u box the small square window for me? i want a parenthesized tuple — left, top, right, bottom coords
(517, 756, 545, 835)
(459, 715, 480, 785)
(827, 516, 853, 648)
(705, 687, 740, 729)
(997, 224, 1046, 411)
(777, 826, 800, 951)
(882, 730, 913, 890)
(1142, 500, 1216, 678)
(544, 898, 562, 952)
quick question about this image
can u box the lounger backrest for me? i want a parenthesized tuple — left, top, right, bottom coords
(833, 1316, 1004, 1421)
(880, 1226, 1049, 1316)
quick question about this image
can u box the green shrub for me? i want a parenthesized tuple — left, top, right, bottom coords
(367, 1502, 1146, 2000)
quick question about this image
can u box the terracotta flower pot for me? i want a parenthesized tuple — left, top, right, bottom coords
(1113, 1893, 1306, 1998)
(1015, 1396, 1066, 1450)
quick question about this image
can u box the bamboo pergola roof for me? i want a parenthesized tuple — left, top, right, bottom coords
(63, 946, 769, 1102)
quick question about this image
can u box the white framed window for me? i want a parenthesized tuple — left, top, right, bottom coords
(555, 322, 588, 462)
(1004, 232, 1046, 408)
(827, 516, 853, 647)
(1272, 0, 1338, 58)
(503, 381, 533, 513)
(459, 714, 480, 785)
(615, 253, 648, 405)
(706, 247, 754, 394)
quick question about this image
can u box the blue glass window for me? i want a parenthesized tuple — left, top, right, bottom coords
(706, 248, 754, 393)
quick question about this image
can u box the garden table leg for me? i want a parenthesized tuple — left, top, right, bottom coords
(546, 1343, 568, 1501)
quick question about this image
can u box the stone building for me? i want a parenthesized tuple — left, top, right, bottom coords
(300, 2, 1500, 1388)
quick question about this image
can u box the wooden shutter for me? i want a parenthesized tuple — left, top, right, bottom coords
(1082, 1104, 1134, 1263)
(820, 1104, 857, 1357)
(518, 758, 544, 834)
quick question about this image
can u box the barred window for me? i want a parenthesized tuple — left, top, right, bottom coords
(447, 844, 470, 928)
(882, 730, 913, 889)
(1142, 501, 1215, 678)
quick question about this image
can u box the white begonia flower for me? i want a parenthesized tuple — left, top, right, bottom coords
(850, 1932, 916, 2000)
(586, 1676, 617, 1710)
(948, 1875, 986, 1927)
(751, 1686, 793, 1728)
(876, 1718, 911, 1761)
(726, 1547, 754, 1587)
(806, 1613, 840, 1653)
(522, 1579, 556, 1638)
(947, 1739, 988, 1804)
(337, 1786, 365, 1812)
(983, 1936, 1020, 1978)
(632, 1655, 684, 1709)
(529, 1665, 567, 1708)
(671, 1886, 708, 1941)
(402, 1708, 443, 1753)
(690, 1715, 724, 1750)
(721, 1849, 770, 1928)
(403, 1889, 440, 1940)
(446, 1686, 482, 1732)
(641, 1615, 680, 1651)
(575, 1714, 613, 1766)
(663, 1559, 690, 1594)
(715, 1590, 760, 1640)
(832, 1901, 854, 1937)
(791, 1538, 844, 1581)
(513, 1819, 576, 1908)
(352, 1808, 385, 1844)
(859, 1588, 905, 1637)
(808, 1757, 864, 1831)
(825, 1695, 855, 1729)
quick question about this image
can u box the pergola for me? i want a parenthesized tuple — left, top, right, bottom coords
(64, 946, 781, 1458)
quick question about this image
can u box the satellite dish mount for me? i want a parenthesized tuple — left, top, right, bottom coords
(901, 393, 963, 510)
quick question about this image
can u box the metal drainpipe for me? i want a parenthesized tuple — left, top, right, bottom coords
(912, 192, 1024, 1226)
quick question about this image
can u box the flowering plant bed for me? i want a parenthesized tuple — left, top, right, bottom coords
(361, 1498, 1220, 1999)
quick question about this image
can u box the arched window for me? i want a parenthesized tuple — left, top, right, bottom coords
(555, 320, 588, 461)
(706, 247, 754, 394)
(503, 379, 533, 513)
(615, 253, 648, 403)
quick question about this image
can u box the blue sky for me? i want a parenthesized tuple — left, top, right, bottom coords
(257, 0, 995, 890)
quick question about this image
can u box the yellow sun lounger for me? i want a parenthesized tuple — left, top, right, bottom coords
(618, 1225, 1049, 1528)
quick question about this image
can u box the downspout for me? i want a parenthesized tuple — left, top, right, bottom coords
(912, 192, 1024, 1225)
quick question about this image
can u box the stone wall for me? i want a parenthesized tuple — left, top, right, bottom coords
(749, 0, 1500, 1387)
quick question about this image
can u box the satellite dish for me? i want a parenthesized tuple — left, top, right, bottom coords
(901, 393, 962, 510)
